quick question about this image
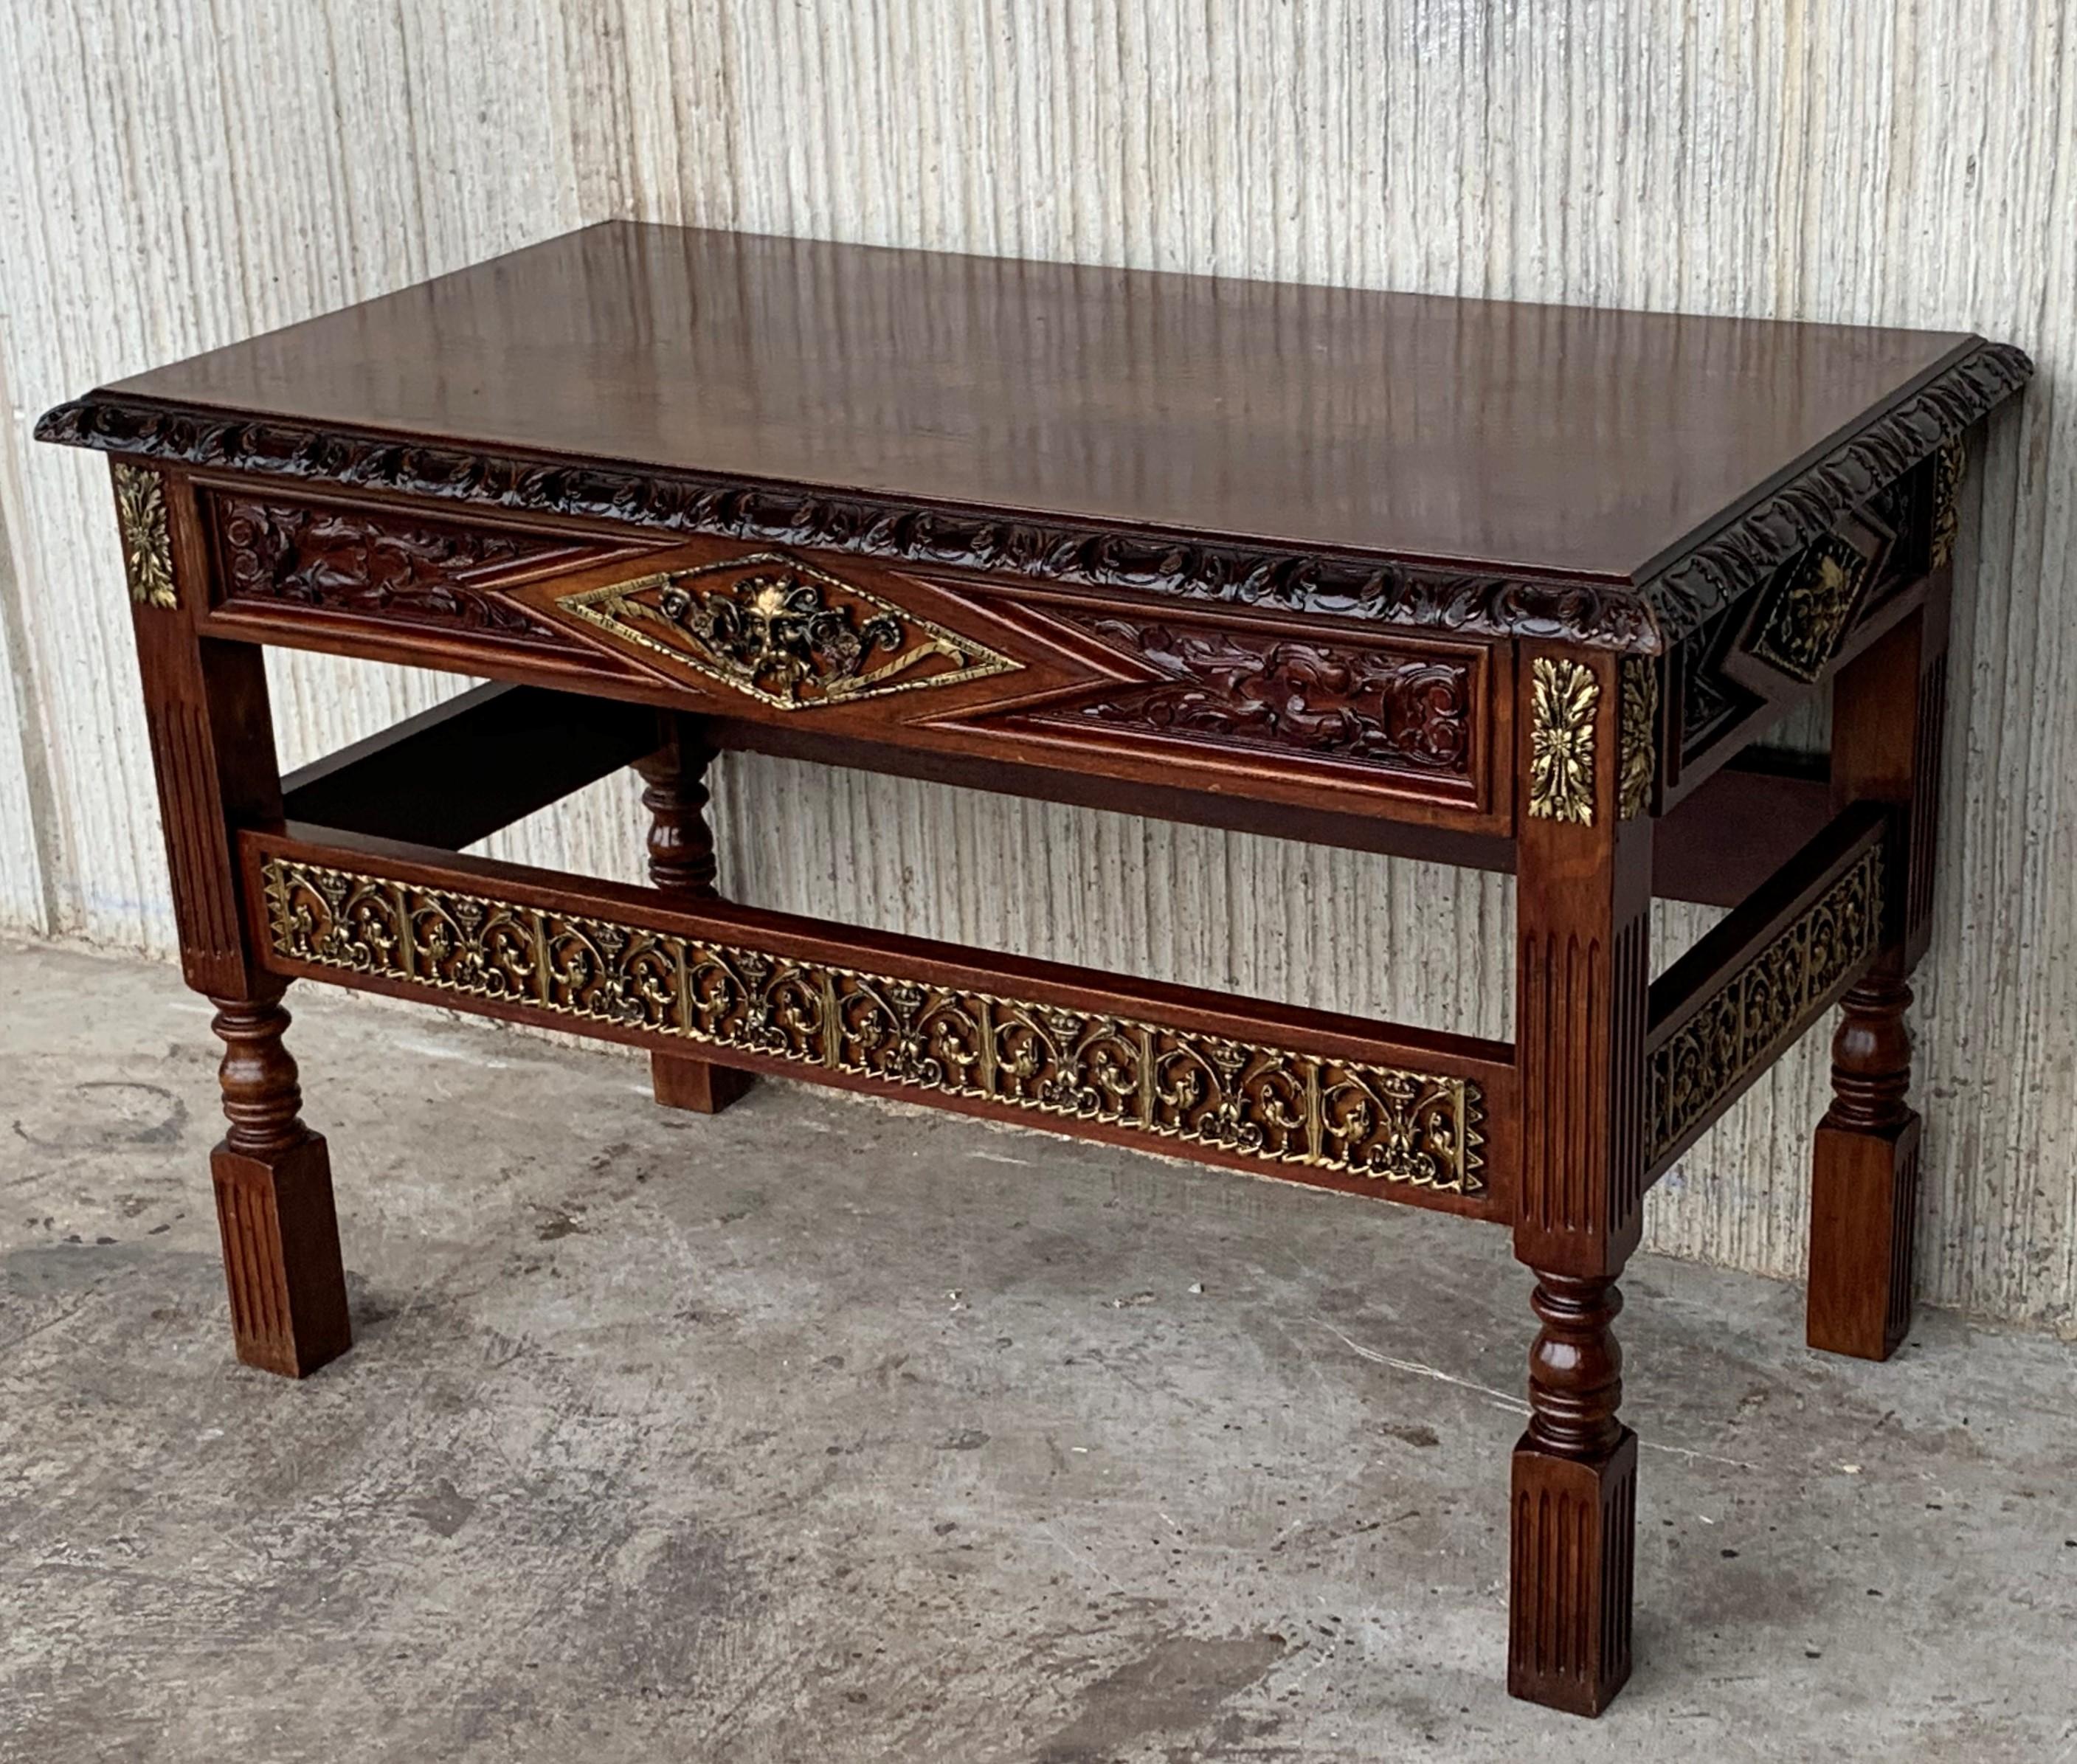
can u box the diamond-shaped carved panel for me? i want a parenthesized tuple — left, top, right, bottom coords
(552, 551, 1020, 710)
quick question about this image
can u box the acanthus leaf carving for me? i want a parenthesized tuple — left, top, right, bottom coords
(1037, 614, 1475, 775)
(1529, 657, 1600, 825)
(207, 492, 587, 646)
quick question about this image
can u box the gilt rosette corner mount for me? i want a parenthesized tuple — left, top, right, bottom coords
(1530, 656, 1600, 824)
(113, 463, 178, 610)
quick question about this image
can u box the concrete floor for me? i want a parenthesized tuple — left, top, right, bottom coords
(1, 939, 2073, 1763)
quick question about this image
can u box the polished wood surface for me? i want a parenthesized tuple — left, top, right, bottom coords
(101, 222, 1976, 582)
(41, 223, 2031, 1717)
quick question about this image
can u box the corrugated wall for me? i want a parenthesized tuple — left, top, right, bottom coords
(1, 1, 2070, 1335)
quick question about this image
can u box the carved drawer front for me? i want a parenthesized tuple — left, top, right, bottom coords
(505, 541, 1505, 823)
(194, 485, 1501, 823)
(199, 485, 658, 661)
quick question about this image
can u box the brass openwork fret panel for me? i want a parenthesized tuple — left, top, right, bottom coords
(259, 857, 1485, 1193)
(1649, 842, 1884, 1163)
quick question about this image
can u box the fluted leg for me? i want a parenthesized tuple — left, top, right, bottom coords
(637, 721, 754, 1114)
(1510, 646, 1648, 1716)
(208, 986, 350, 1377)
(1807, 964, 1921, 1360)
(1509, 1273, 1637, 1716)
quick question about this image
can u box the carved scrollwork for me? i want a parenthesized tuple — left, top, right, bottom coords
(114, 463, 177, 609)
(1649, 842, 1884, 1162)
(260, 855, 1485, 1192)
(209, 492, 578, 644)
(1637, 340, 2030, 638)
(1046, 616, 1474, 775)
(556, 552, 1019, 708)
(1529, 657, 1600, 824)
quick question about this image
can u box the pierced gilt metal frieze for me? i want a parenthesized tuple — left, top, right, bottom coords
(1617, 656, 1658, 820)
(113, 463, 177, 609)
(1649, 842, 1884, 1163)
(260, 856, 1484, 1192)
(1529, 656, 1599, 824)
(555, 551, 1019, 709)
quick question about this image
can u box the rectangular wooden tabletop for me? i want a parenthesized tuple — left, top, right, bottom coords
(94, 221, 1979, 584)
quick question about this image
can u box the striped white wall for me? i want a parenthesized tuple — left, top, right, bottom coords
(1, 1, 2068, 1334)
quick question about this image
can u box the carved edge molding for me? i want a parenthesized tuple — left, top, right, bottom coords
(1648, 840, 1884, 1164)
(1530, 657, 1600, 824)
(38, 339, 2028, 651)
(1640, 340, 2029, 637)
(258, 853, 1487, 1194)
(113, 463, 177, 609)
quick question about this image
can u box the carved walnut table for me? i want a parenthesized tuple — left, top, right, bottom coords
(38, 224, 2030, 1715)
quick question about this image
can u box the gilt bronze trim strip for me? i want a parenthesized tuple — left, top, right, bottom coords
(256, 851, 1486, 1194)
(1648, 838, 1884, 1168)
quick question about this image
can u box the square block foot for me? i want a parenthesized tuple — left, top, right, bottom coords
(1808, 1112, 1921, 1362)
(652, 1051, 756, 1115)
(210, 1132, 351, 1378)
(1509, 1429, 1637, 1717)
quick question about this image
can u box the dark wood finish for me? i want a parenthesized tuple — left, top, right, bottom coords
(120, 463, 356, 1378)
(207, 485, 618, 645)
(1649, 757, 1832, 906)
(280, 682, 663, 850)
(1510, 1278, 1637, 1715)
(503, 540, 1513, 833)
(37, 224, 2029, 650)
(1808, 966, 1921, 1360)
(208, 986, 350, 1377)
(242, 821, 1513, 1219)
(1806, 591, 1951, 1360)
(1508, 645, 1649, 1716)
(40, 224, 2032, 1717)
(638, 715, 755, 1116)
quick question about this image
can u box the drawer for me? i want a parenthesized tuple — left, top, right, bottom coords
(198, 484, 1507, 828)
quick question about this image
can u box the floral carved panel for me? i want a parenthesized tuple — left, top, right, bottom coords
(1024, 612, 1479, 779)
(208, 492, 604, 648)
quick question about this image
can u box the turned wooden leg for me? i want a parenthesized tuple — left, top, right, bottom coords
(1808, 541, 1951, 1359)
(109, 471, 352, 1380)
(209, 986, 350, 1377)
(1510, 645, 1651, 1716)
(1807, 963, 1921, 1360)
(637, 718, 754, 1114)
(1510, 1273, 1637, 1716)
